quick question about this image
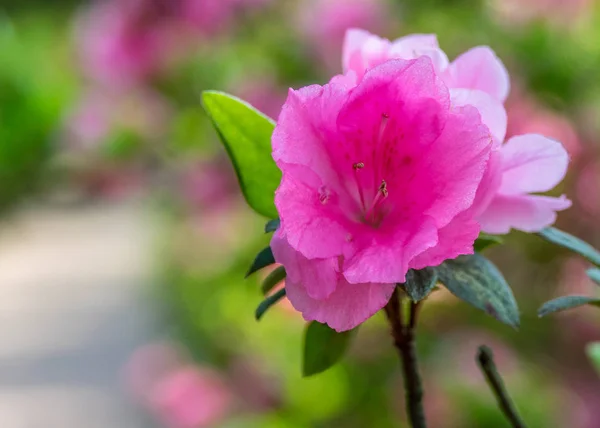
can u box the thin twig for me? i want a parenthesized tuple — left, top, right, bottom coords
(476, 345, 527, 428)
(385, 288, 426, 428)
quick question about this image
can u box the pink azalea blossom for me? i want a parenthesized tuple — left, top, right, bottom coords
(342, 29, 571, 235)
(271, 57, 494, 331)
(151, 366, 232, 428)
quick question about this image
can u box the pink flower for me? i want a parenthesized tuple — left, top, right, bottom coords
(75, 0, 175, 87)
(151, 366, 232, 428)
(271, 58, 494, 331)
(298, 0, 389, 71)
(343, 29, 571, 234)
(343, 29, 510, 102)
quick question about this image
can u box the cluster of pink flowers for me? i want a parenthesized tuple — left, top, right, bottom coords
(270, 29, 571, 332)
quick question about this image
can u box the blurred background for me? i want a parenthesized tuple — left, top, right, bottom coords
(0, 0, 599, 426)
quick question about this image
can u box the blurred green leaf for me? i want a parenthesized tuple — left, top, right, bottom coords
(245, 246, 275, 278)
(403, 267, 438, 302)
(474, 234, 503, 252)
(265, 218, 280, 233)
(302, 321, 357, 377)
(102, 129, 142, 161)
(202, 91, 280, 218)
(586, 342, 600, 377)
(437, 254, 520, 328)
(261, 265, 286, 295)
(538, 296, 600, 317)
(537, 227, 600, 267)
(587, 268, 600, 285)
(255, 287, 286, 321)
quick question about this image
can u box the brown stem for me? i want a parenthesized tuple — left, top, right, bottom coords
(385, 288, 426, 428)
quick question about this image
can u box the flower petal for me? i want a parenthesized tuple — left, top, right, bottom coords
(478, 194, 572, 234)
(446, 46, 510, 102)
(286, 273, 395, 332)
(450, 88, 507, 144)
(271, 230, 338, 300)
(498, 134, 570, 195)
(389, 34, 449, 72)
(409, 212, 480, 270)
(275, 165, 350, 259)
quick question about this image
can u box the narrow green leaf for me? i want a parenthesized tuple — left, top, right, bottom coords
(265, 219, 280, 233)
(587, 268, 600, 285)
(438, 254, 520, 328)
(302, 321, 357, 377)
(202, 91, 280, 218)
(474, 233, 503, 252)
(261, 266, 286, 295)
(255, 288, 286, 321)
(586, 342, 600, 376)
(246, 247, 275, 278)
(403, 267, 438, 302)
(538, 295, 600, 317)
(537, 227, 600, 267)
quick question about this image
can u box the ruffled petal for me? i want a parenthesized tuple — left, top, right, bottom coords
(478, 194, 572, 234)
(271, 230, 338, 300)
(498, 134, 570, 195)
(286, 273, 395, 332)
(446, 46, 510, 102)
(450, 88, 507, 144)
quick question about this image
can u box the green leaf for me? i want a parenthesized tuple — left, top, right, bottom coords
(537, 227, 600, 267)
(474, 233, 503, 252)
(403, 267, 438, 302)
(261, 265, 286, 295)
(246, 247, 275, 278)
(265, 219, 280, 233)
(302, 321, 357, 377)
(587, 268, 600, 285)
(437, 254, 520, 328)
(202, 91, 281, 218)
(537, 295, 600, 317)
(586, 342, 600, 376)
(255, 288, 287, 321)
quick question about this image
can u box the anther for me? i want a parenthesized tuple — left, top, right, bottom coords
(379, 180, 388, 198)
(353, 162, 365, 170)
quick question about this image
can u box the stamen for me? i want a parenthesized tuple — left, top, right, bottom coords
(318, 186, 330, 204)
(378, 179, 388, 198)
(352, 161, 367, 211)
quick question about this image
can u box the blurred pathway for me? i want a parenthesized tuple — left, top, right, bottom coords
(0, 201, 159, 428)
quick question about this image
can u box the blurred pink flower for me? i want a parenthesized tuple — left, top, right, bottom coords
(64, 87, 172, 153)
(271, 58, 494, 331)
(233, 76, 286, 120)
(577, 161, 600, 216)
(180, 156, 238, 211)
(125, 342, 232, 428)
(343, 30, 572, 234)
(151, 366, 232, 428)
(298, 0, 389, 71)
(179, 0, 237, 35)
(76, 0, 176, 87)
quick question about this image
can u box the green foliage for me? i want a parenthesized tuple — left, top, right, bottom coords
(586, 342, 600, 377)
(255, 287, 287, 320)
(538, 296, 600, 317)
(202, 91, 280, 218)
(437, 254, 520, 328)
(265, 218, 280, 233)
(246, 246, 275, 278)
(302, 321, 357, 377)
(537, 227, 600, 267)
(261, 265, 286, 295)
(474, 234, 503, 253)
(403, 267, 438, 302)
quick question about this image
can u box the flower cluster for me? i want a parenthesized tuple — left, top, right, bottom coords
(270, 29, 571, 331)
